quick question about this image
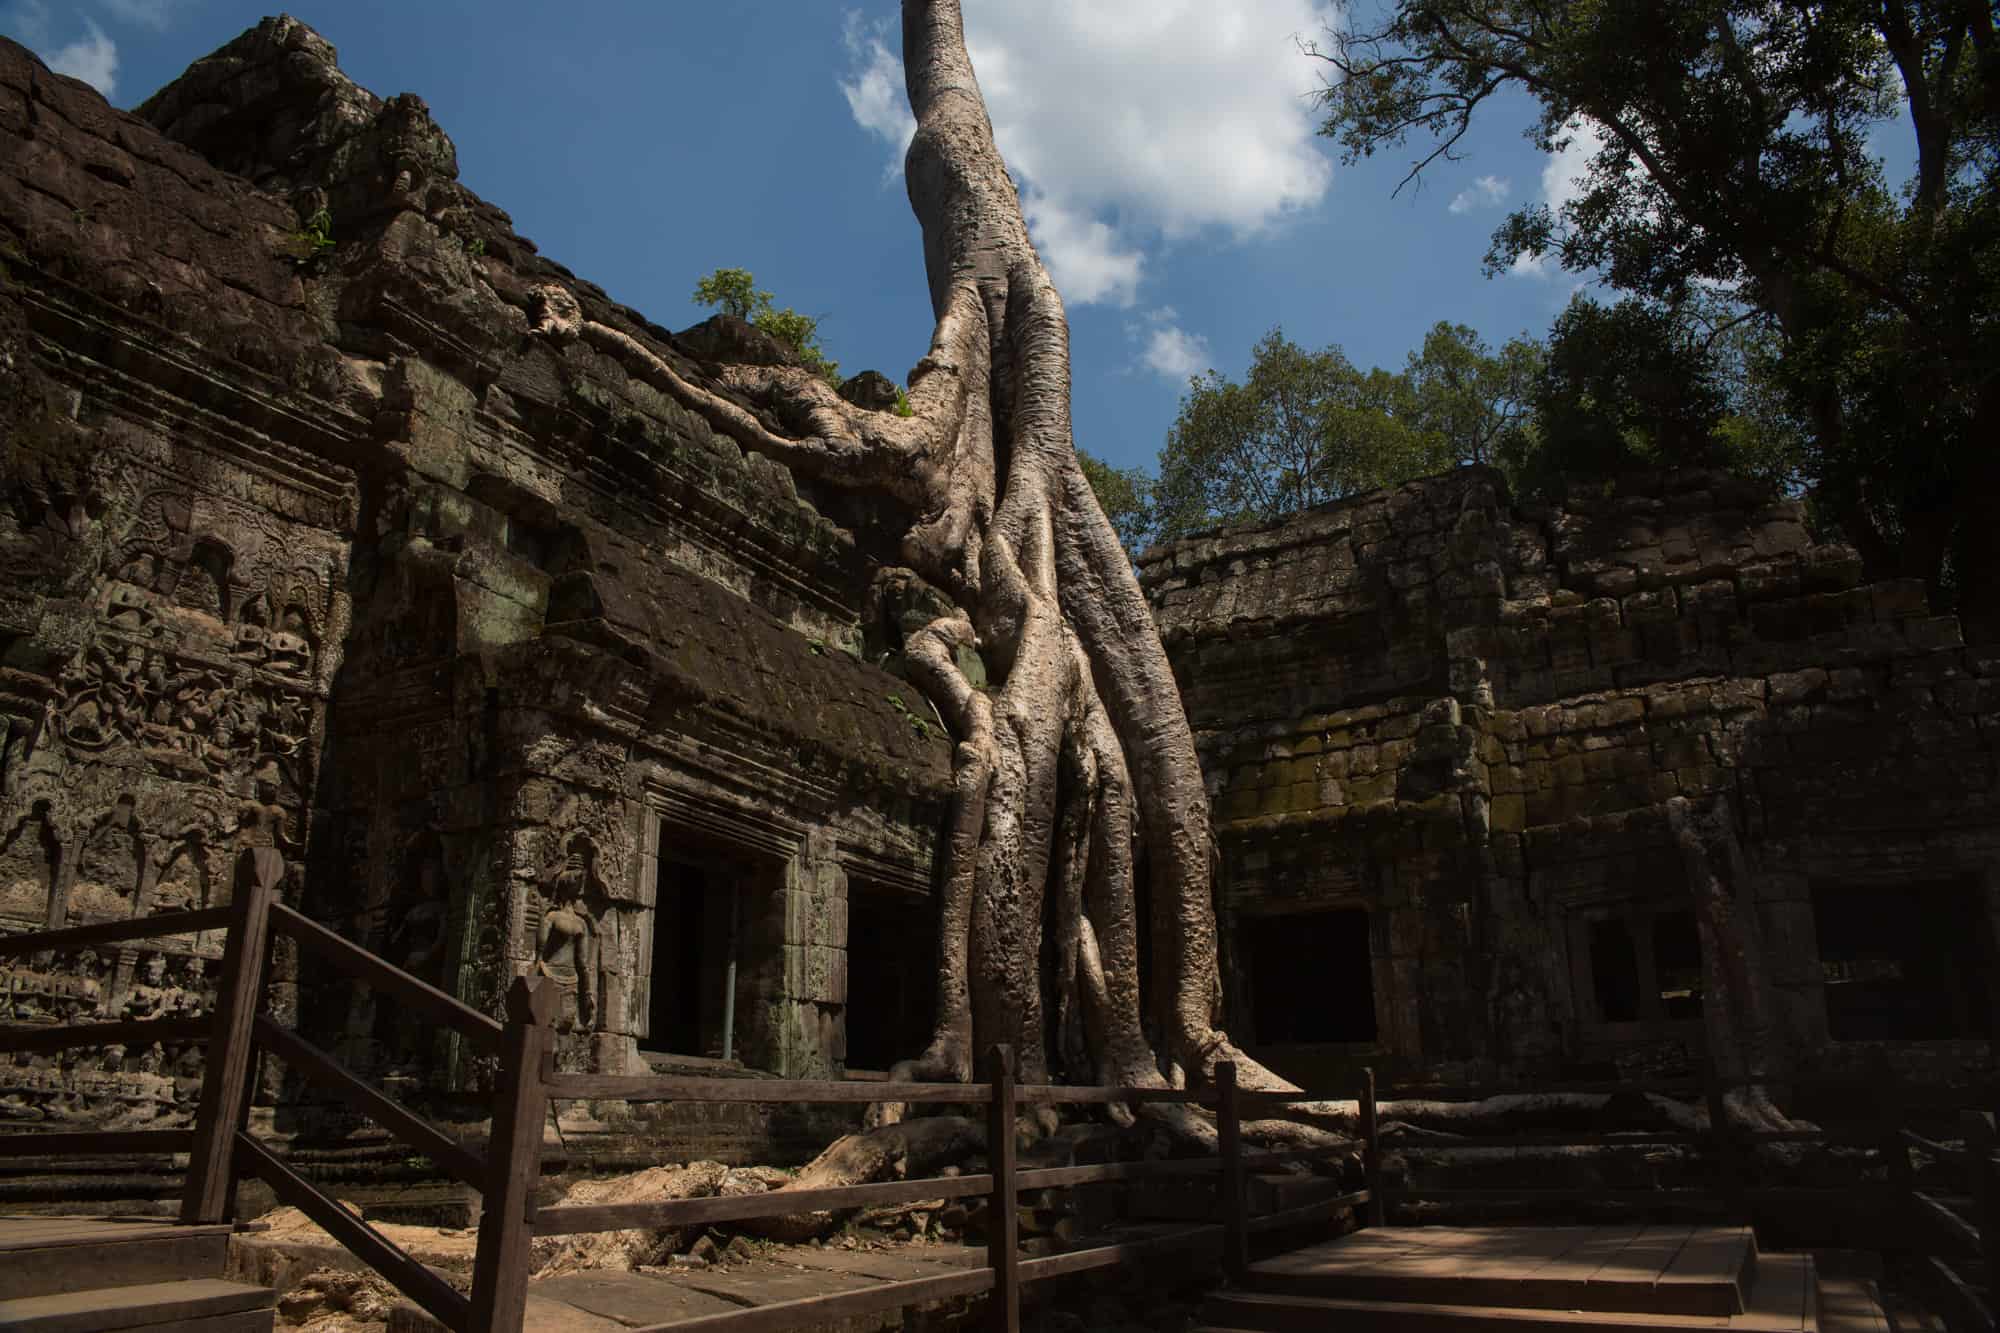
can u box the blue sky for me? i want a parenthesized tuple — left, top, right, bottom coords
(8, 1, 1639, 478)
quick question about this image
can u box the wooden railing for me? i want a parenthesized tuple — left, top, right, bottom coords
(1897, 1109, 1998, 1332)
(513, 1049, 1375, 1333)
(6, 858, 1995, 1332)
(0, 849, 1379, 1332)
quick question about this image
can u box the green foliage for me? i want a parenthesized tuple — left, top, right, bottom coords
(1077, 449, 1156, 555)
(692, 266, 842, 388)
(1151, 325, 1539, 543)
(282, 208, 336, 270)
(894, 386, 913, 418)
(299, 208, 335, 255)
(1311, 0, 2000, 630)
(885, 692, 932, 740)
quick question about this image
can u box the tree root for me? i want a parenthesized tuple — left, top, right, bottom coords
(743, 1115, 985, 1243)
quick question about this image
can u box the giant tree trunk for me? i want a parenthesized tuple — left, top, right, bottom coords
(529, 0, 1290, 1100)
(1666, 795, 1793, 1131)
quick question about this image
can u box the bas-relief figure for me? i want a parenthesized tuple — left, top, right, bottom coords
(535, 838, 600, 1036)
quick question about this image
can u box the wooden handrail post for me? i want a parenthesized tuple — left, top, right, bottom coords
(1703, 1059, 1746, 1220)
(1217, 1061, 1247, 1282)
(470, 974, 555, 1333)
(1963, 1110, 1999, 1310)
(1880, 1061, 1914, 1207)
(1360, 1067, 1384, 1228)
(182, 848, 283, 1224)
(986, 1043, 1019, 1333)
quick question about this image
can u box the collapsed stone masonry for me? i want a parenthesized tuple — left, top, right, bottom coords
(0, 19, 952, 1145)
(1140, 468, 1999, 1094)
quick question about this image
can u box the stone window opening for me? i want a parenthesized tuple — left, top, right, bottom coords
(646, 856, 743, 1062)
(1573, 906, 1704, 1027)
(1243, 907, 1377, 1045)
(1814, 878, 1991, 1041)
(842, 890, 933, 1073)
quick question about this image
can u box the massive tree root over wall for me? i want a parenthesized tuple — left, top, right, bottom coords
(531, 0, 1291, 1109)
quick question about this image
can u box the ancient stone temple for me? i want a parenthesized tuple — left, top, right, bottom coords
(0, 18, 953, 1136)
(1141, 467, 1999, 1092)
(4, 14, 1993, 1159)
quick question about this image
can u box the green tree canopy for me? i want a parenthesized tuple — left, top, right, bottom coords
(692, 267, 842, 387)
(1076, 449, 1156, 555)
(1312, 0, 2000, 637)
(1149, 324, 1542, 545)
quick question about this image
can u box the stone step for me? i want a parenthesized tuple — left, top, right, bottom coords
(0, 1278, 275, 1333)
(1204, 1252, 1818, 1333)
(1244, 1225, 1758, 1318)
(0, 1220, 234, 1301)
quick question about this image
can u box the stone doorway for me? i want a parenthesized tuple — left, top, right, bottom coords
(1244, 908, 1377, 1045)
(647, 857, 740, 1061)
(842, 892, 932, 1072)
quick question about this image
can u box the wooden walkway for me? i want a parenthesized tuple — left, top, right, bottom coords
(1203, 1224, 1828, 1331)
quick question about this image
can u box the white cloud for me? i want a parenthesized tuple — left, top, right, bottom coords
(838, 13, 916, 179)
(1510, 118, 1607, 278)
(1128, 307, 1209, 380)
(46, 17, 118, 99)
(98, 0, 179, 29)
(1023, 188, 1146, 307)
(839, 1, 1337, 306)
(1448, 173, 1510, 214)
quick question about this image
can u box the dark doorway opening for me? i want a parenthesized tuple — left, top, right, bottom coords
(843, 893, 933, 1071)
(1652, 910, 1703, 1021)
(1815, 878, 1991, 1041)
(1245, 908, 1376, 1044)
(1589, 918, 1642, 1022)
(648, 858, 734, 1058)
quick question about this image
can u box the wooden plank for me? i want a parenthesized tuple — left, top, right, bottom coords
(1015, 1224, 1223, 1282)
(0, 1129, 192, 1157)
(183, 848, 279, 1225)
(545, 1072, 988, 1104)
(0, 1229, 230, 1302)
(1245, 1189, 1373, 1234)
(470, 975, 554, 1333)
(0, 906, 233, 958)
(1528, 1223, 1648, 1309)
(238, 1132, 470, 1332)
(1735, 1252, 1812, 1333)
(0, 1015, 208, 1055)
(624, 1266, 994, 1333)
(541, 1072, 1227, 1107)
(1361, 1067, 1385, 1226)
(987, 1043, 1019, 1333)
(1911, 1190, 1982, 1257)
(0, 1277, 270, 1332)
(1381, 1187, 1723, 1203)
(1382, 1079, 1703, 1101)
(1584, 1226, 1697, 1312)
(1654, 1225, 1753, 1315)
(0, 1219, 231, 1248)
(1398, 1132, 1704, 1150)
(1218, 1061, 1247, 1282)
(1914, 1255, 1994, 1333)
(270, 904, 501, 1055)
(534, 1171, 997, 1236)
(254, 1016, 485, 1187)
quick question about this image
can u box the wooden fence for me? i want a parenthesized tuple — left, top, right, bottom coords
(0, 846, 1993, 1331)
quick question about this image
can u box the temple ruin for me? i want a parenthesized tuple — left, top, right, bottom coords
(1, 17, 1993, 1168)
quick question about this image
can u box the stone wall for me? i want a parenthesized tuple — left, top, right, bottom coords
(1141, 466, 1999, 1091)
(0, 20, 950, 1145)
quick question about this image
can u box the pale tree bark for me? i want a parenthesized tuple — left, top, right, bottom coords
(1666, 795, 1796, 1132)
(528, 0, 1291, 1111)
